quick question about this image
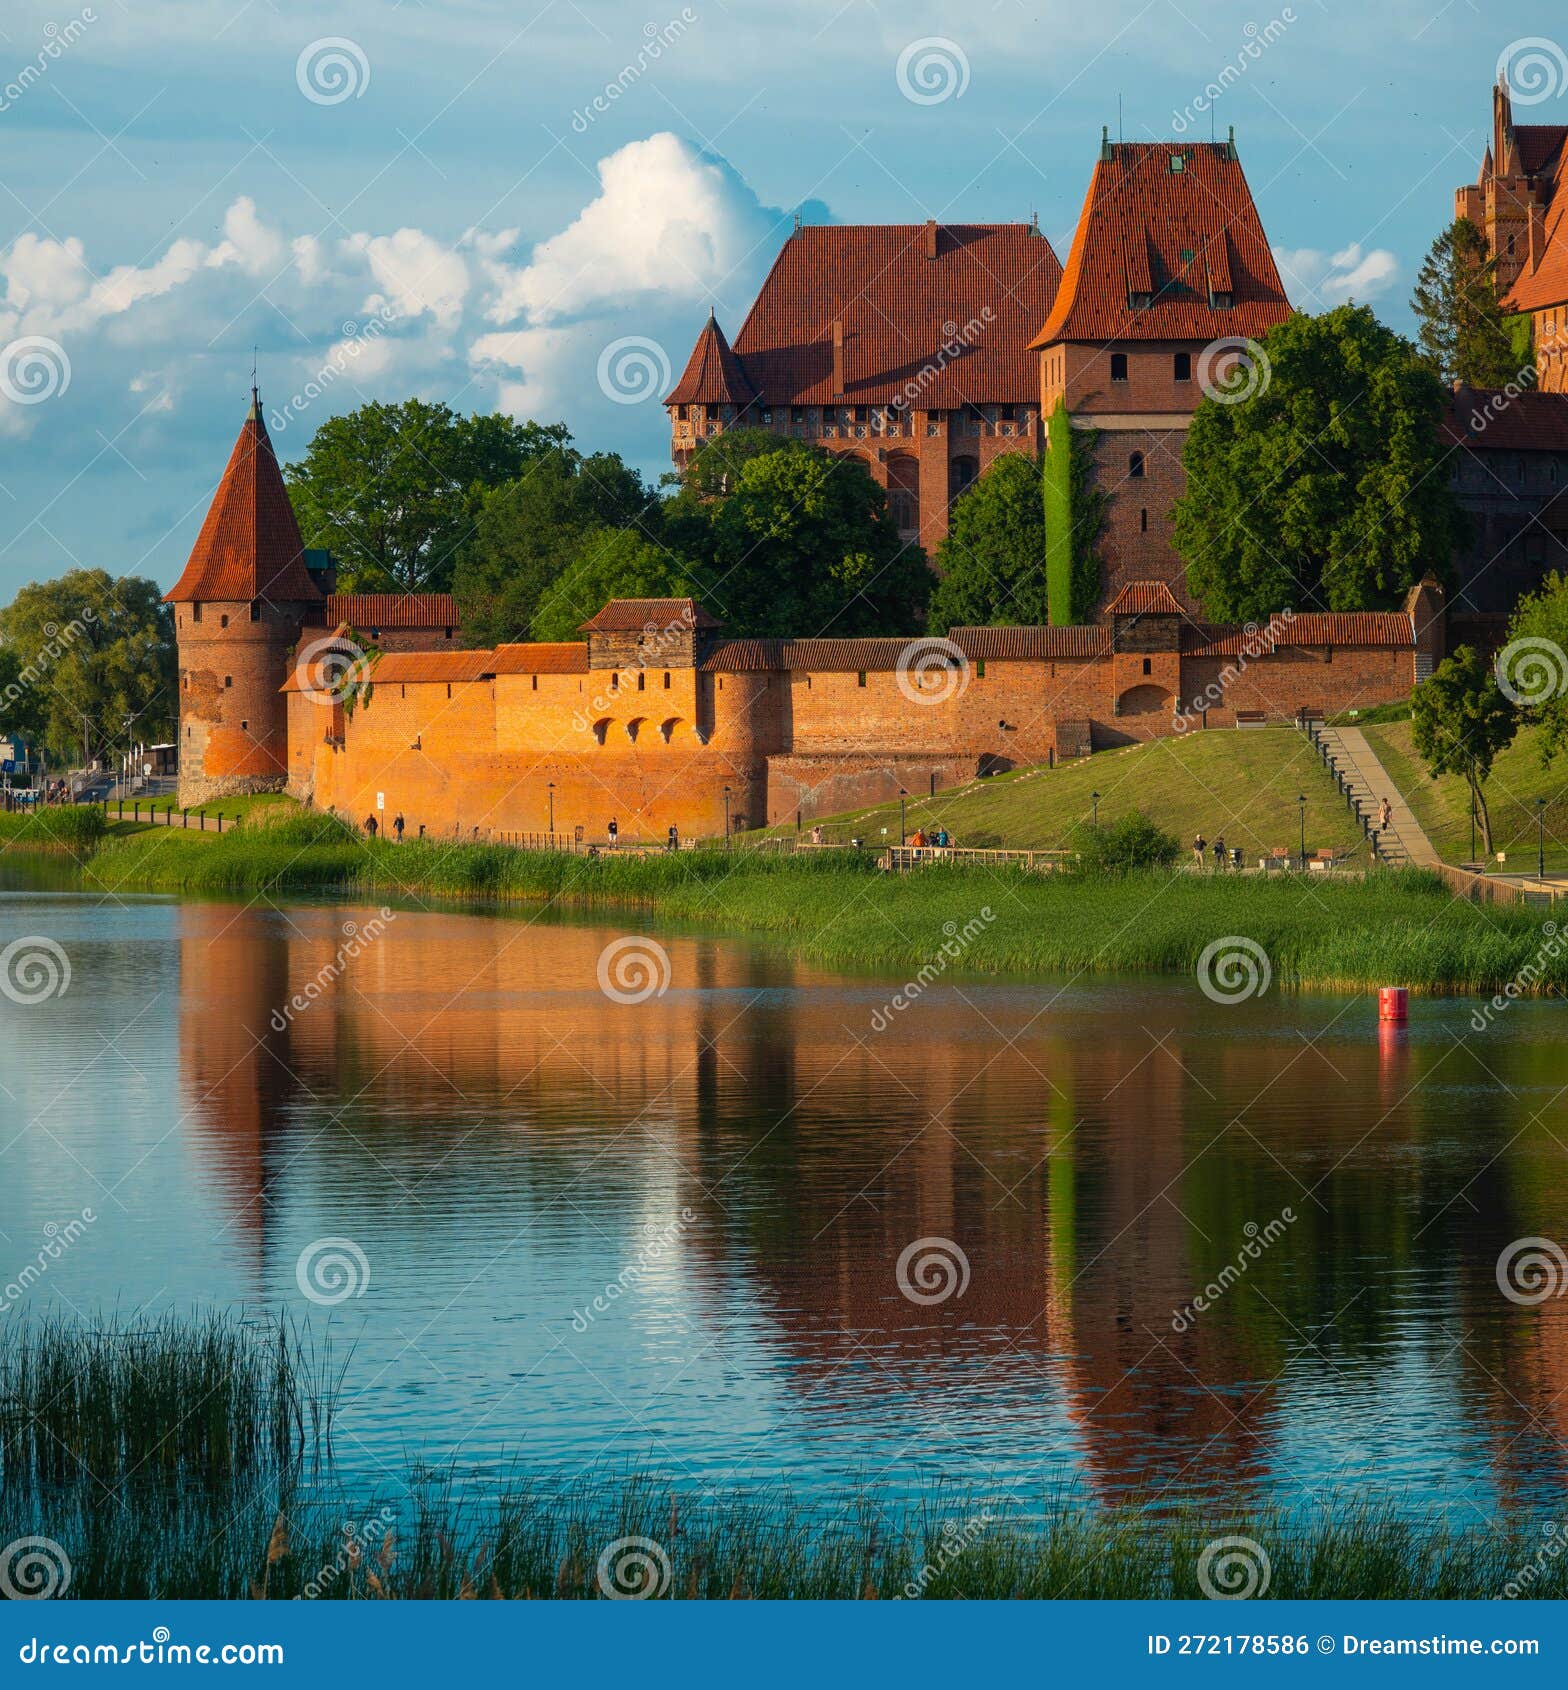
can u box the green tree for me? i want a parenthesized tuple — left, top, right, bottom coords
(674, 437, 930, 637)
(284, 400, 573, 592)
(1043, 401, 1106, 625)
(0, 570, 175, 766)
(1176, 306, 1462, 621)
(1502, 570, 1568, 765)
(452, 452, 657, 645)
(927, 455, 1049, 631)
(529, 528, 698, 642)
(1409, 645, 1518, 855)
(1410, 217, 1523, 389)
(1070, 809, 1181, 874)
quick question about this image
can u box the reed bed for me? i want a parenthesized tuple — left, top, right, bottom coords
(82, 817, 1568, 996)
(5, 1469, 1563, 1601)
(0, 804, 106, 854)
(0, 1310, 336, 1491)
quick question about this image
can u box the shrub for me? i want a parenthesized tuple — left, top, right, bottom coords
(1070, 810, 1181, 875)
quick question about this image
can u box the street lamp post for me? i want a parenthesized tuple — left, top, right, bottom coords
(1091, 790, 1101, 830)
(1298, 793, 1306, 868)
(547, 781, 555, 835)
(723, 784, 732, 848)
(899, 788, 908, 845)
(1538, 796, 1547, 881)
(1470, 792, 1476, 865)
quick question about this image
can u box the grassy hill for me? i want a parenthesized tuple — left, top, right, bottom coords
(1361, 719, 1568, 873)
(750, 727, 1366, 860)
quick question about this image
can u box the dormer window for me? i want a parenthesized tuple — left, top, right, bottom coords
(1169, 153, 1185, 172)
(1129, 291, 1152, 311)
(1209, 290, 1233, 310)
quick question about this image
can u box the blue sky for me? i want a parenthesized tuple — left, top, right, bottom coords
(0, 0, 1565, 603)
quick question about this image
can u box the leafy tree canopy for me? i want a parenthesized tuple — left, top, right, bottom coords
(452, 452, 658, 645)
(1502, 570, 1568, 766)
(1071, 810, 1182, 874)
(673, 437, 930, 637)
(0, 569, 175, 766)
(927, 455, 1049, 632)
(1410, 217, 1524, 390)
(1409, 644, 1518, 855)
(1175, 305, 1462, 622)
(529, 528, 697, 643)
(284, 400, 572, 593)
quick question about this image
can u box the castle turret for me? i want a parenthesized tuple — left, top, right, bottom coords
(166, 390, 324, 805)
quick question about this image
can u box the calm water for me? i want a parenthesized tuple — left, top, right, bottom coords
(2, 876, 1567, 1519)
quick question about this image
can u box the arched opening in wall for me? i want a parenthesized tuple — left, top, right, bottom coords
(887, 453, 920, 534)
(949, 456, 978, 504)
(659, 717, 684, 742)
(625, 717, 646, 742)
(1116, 683, 1171, 718)
(592, 718, 612, 745)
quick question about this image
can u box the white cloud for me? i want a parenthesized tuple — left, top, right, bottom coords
(1274, 242, 1398, 309)
(345, 227, 470, 330)
(207, 197, 286, 277)
(485, 132, 784, 326)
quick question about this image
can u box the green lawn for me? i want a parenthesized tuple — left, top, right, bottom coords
(1362, 720, 1568, 873)
(750, 728, 1365, 861)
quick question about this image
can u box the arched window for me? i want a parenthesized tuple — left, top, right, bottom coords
(949, 456, 979, 502)
(592, 719, 612, 745)
(1110, 352, 1129, 382)
(1129, 451, 1145, 479)
(887, 453, 920, 533)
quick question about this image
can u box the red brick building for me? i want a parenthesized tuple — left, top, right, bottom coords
(665, 221, 1062, 556)
(668, 134, 1290, 615)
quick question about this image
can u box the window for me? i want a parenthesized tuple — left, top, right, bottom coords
(1110, 352, 1129, 382)
(791, 406, 804, 424)
(1142, 658, 1152, 676)
(975, 659, 985, 679)
(855, 406, 868, 422)
(1001, 404, 1015, 422)
(1141, 508, 1148, 533)
(1210, 290, 1233, 310)
(444, 627, 453, 640)
(760, 408, 773, 425)
(857, 672, 867, 687)
(637, 672, 645, 691)
(240, 719, 249, 732)
(1129, 451, 1145, 479)
(224, 675, 232, 688)
(249, 601, 260, 621)
(1169, 153, 1185, 172)
(446, 683, 452, 699)
(1174, 351, 1191, 382)
(609, 673, 619, 691)
(531, 675, 538, 690)
(663, 672, 671, 689)
(220, 614, 229, 629)
(192, 603, 202, 623)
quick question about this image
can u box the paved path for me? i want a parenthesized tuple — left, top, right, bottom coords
(1312, 726, 1441, 868)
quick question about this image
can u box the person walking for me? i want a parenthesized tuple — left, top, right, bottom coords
(393, 811, 405, 843)
(1379, 796, 1392, 831)
(667, 824, 679, 852)
(364, 813, 378, 838)
(810, 825, 823, 846)
(1192, 832, 1207, 869)
(1212, 833, 1226, 870)
(607, 817, 619, 848)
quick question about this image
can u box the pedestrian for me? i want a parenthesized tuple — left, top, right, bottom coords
(364, 813, 378, 838)
(1379, 796, 1392, 831)
(936, 826, 950, 849)
(811, 825, 823, 846)
(607, 817, 619, 847)
(667, 824, 679, 852)
(393, 811, 405, 843)
(1192, 832, 1206, 868)
(1212, 833, 1226, 870)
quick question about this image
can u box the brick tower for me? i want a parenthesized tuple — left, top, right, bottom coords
(166, 390, 324, 805)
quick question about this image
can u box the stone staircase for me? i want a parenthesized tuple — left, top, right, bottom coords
(1306, 724, 1440, 869)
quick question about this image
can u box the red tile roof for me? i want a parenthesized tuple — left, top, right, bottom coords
(1441, 388, 1568, 451)
(664, 311, 757, 407)
(1030, 141, 1291, 346)
(165, 400, 322, 604)
(370, 651, 496, 684)
(707, 223, 1060, 408)
(580, 598, 722, 632)
(1105, 581, 1188, 616)
(699, 637, 918, 672)
(1506, 179, 1568, 312)
(1516, 124, 1568, 177)
(328, 593, 459, 629)
(950, 626, 1111, 660)
(492, 642, 590, 675)
(1190, 612, 1414, 656)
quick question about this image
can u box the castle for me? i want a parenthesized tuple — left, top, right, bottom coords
(177, 112, 1568, 837)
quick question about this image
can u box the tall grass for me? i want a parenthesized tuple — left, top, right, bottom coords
(0, 1310, 336, 1490)
(70, 818, 1568, 995)
(0, 804, 106, 854)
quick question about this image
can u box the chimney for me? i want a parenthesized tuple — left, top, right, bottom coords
(924, 219, 939, 260)
(832, 319, 844, 395)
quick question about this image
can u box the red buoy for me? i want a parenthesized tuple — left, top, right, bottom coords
(1378, 986, 1408, 1023)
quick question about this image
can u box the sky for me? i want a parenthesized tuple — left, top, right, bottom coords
(0, 0, 1566, 603)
